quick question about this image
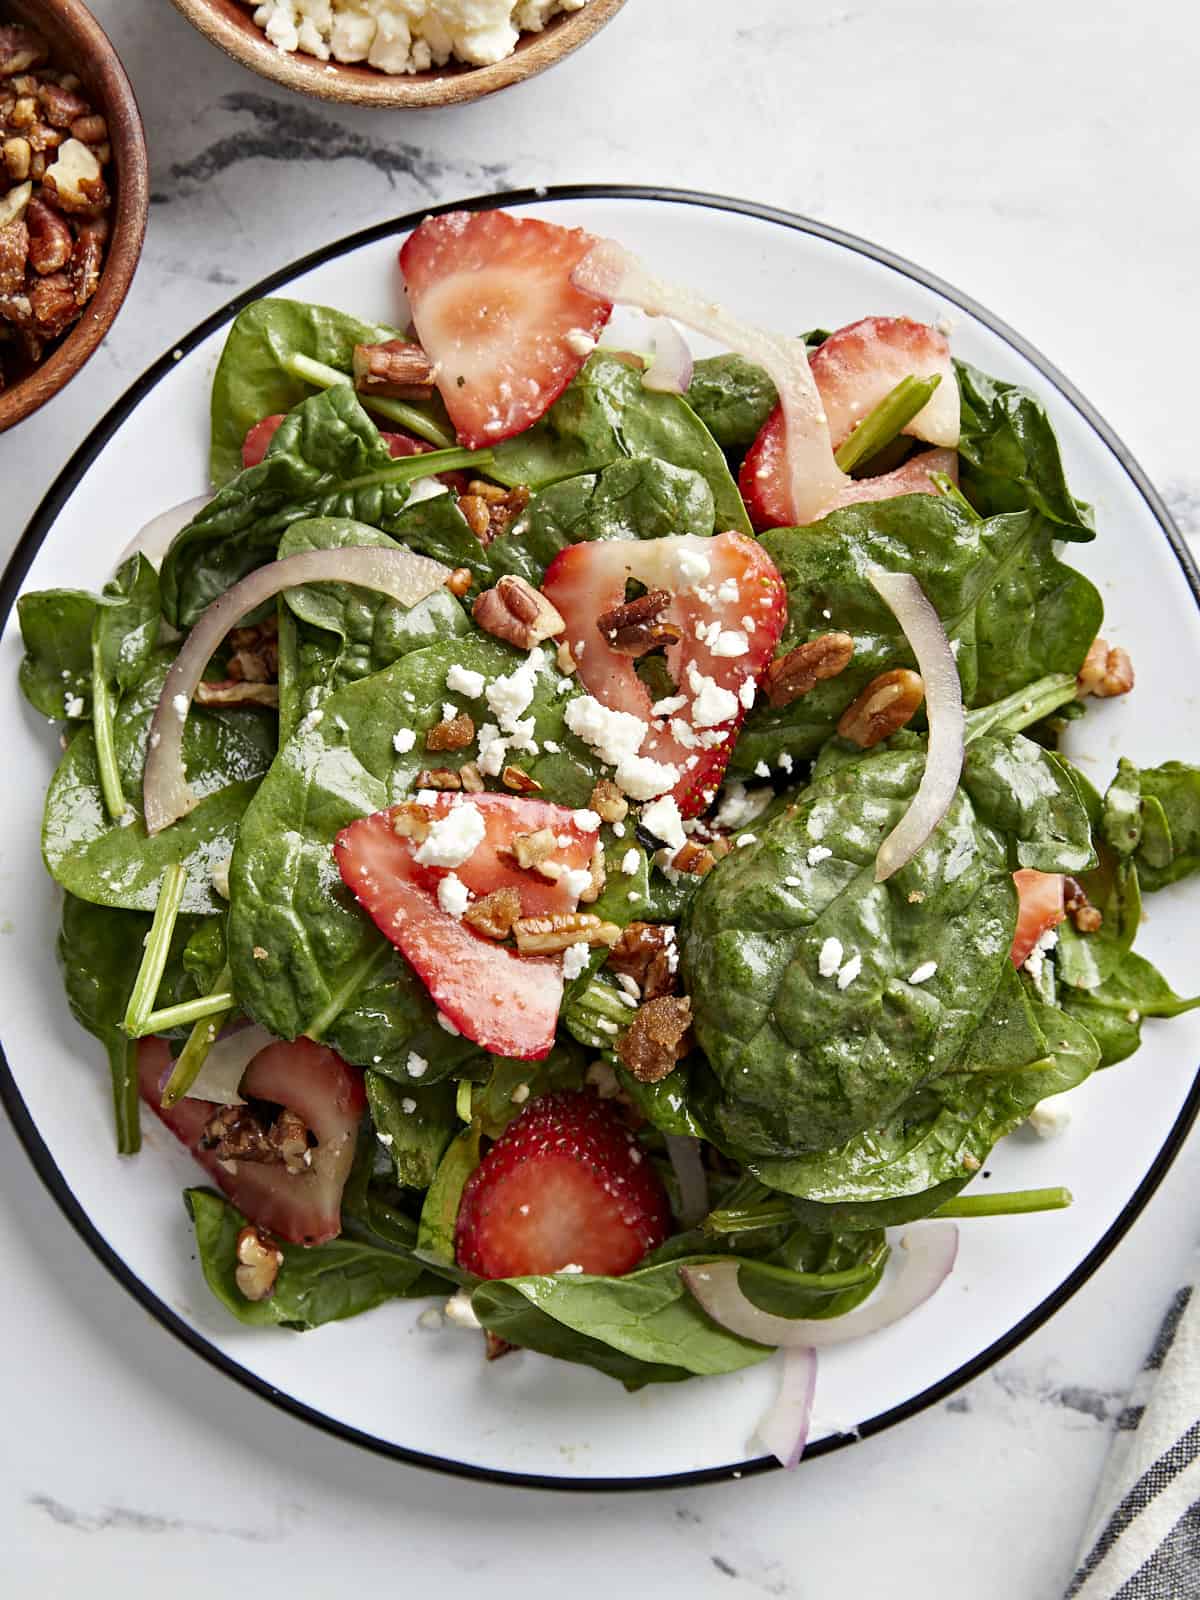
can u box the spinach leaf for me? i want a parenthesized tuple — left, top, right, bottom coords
(683, 731, 1092, 1158)
(43, 650, 276, 914)
(366, 1073, 458, 1190)
(684, 354, 777, 453)
(1059, 949, 1200, 1067)
(92, 555, 161, 695)
(1103, 758, 1200, 891)
(489, 351, 750, 535)
(162, 386, 450, 629)
(417, 1123, 481, 1264)
(735, 498, 1099, 773)
(57, 895, 148, 1154)
(227, 637, 599, 1071)
(955, 359, 1094, 538)
(209, 297, 404, 485)
(470, 1046, 586, 1138)
(185, 1187, 434, 1330)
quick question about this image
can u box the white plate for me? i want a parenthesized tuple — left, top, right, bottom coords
(2, 188, 1198, 1489)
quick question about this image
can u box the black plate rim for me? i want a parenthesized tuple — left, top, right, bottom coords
(2, 182, 1197, 1493)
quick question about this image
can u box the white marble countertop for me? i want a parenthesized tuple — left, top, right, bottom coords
(3, 1, 1198, 1593)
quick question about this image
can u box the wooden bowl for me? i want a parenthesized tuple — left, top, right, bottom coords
(169, 0, 627, 108)
(0, 0, 148, 432)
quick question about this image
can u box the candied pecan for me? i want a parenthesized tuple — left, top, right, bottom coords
(589, 778, 628, 824)
(225, 615, 278, 683)
(2, 135, 30, 180)
(426, 712, 475, 752)
(458, 761, 484, 794)
(457, 480, 530, 547)
(444, 566, 473, 598)
(235, 1225, 283, 1303)
(671, 840, 715, 877)
(37, 79, 87, 127)
(416, 767, 461, 791)
(764, 632, 855, 707)
(501, 764, 541, 793)
(25, 195, 71, 275)
(201, 1105, 313, 1176)
(25, 119, 63, 155)
(1064, 876, 1104, 934)
(8, 94, 36, 129)
(596, 589, 682, 657)
(837, 668, 924, 748)
(485, 1330, 517, 1360)
(507, 826, 557, 870)
(351, 338, 434, 399)
(41, 137, 108, 215)
(0, 218, 28, 296)
(578, 840, 606, 904)
(1077, 638, 1134, 699)
(464, 886, 522, 940)
(473, 574, 564, 650)
(607, 923, 677, 1002)
(69, 223, 104, 306)
(194, 680, 280, 709)
(0, 177, 30, 229)
(512, 913, 620, 954)
(69, 113, 107, 145)
(556, 639, 577, 675)
(391, 802, 431, 841)
(0, 26, 49, 78)
(616, 995, 693, 1083)
(28, 269, 76, 336)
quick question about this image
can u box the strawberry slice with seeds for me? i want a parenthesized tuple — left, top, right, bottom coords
(1010, 868, 1066, 969)
(334, 794, 600, 1060)
(399, 210, 613, 449)
(455, 1091, 672, 1278)
(138, 1035, 365, 1246)
(542, 532, 787, 817)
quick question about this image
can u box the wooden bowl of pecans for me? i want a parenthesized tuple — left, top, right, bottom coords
(0, 1, 148, 431)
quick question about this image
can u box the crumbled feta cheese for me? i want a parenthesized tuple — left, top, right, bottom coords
(555, 1262, 585, 1275)
(564, 694, 644, 766)
(908, 960, 938, 984)
(543, 739, 561, 753)
(561, 941, 590, 980)
(651, 694, 687, 717)
(818, 937, 844, 978)
(414, 802, 485, 868)
(437, 872, 471, 917)
(511, 1082, 531, 1104)
(446, 663, 486, 698)
(573, 808, 601, 833)
(476, 722, 508, 776)
(735, 833, 756, 848)
(778, 753, 794, 774)
(444, 1289, 480, 1329)
(441, 701, 457, 724)
(1028, 1092, 1073, 1138)
(405, 1052, 429, 1079)
(717, 577, 739, 603)
(401, 1097, 417, 1114)
(806, 846, 832, 866)
(436, 1011, 460, 1035)
(641, 795, 687, 852)
(783, 875, 802, 887)
(837, 953, 862, 990)
(714, 782, 772, 829)
(486, 659, 537, 730)
(686, 661, 739, 727)
(298, 708, 324, 734)
(739, 677, 757, 711)
(710, 630, 749, 658)
(620, 848, 640, 875)
(674, 546, 711, 586)
(754, 761, 771, 779)
(670, 717, 700, 750)
(393, 727, 416, 754)
(563, 866, 593, 900)
(614, 753, 679, 800)
(1021, 926, 1059, 983)
(564, 326, 596, 357)
(64, 693, 85, 719)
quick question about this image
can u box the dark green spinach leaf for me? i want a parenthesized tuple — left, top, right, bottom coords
(684, 354, 777, 453)
(1103, 758, 1200, 891)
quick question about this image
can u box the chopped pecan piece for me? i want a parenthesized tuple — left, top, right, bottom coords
(1064, 876, 1104, 934)
(200, 1104, 314, 1176)
(501, 764, 541, 794)
(416, 767, 462, 791)
(235, 1225, 283, 1303)
(225, 615, 278, 683)
(589, 779, 628, 824)
(426, 712, 475, 752)
(25, 195, 71, 274)
(607, 922, 677, 1002)
(764, 632, 855, 707)
(458, 761, 485, 793)
(41, 137, 107, 215)
(464, 886, 522, 940)
(391, 801, 431, 841)
(69, 113, 107, 146)
(0, 25, 49, 78)
(616, 995, 693, 1083)
(485, 1331, 517, 1360)
(351, 338, 435, 400)
(556, 639, 577, 675)
(0, 178, 31, 229)
(1077, 638, 1134, 699)
(36, 79, 87, 127)
(68, 223, 103, 305)
(2, 135, 30, 181)
(457, 480, 530, 547)
(473, 574, 564, 650)
(28, 269, 75, 335)
(507, 826, 557, 870)
(671, 839, 715, 877)
(578, 840, 606, 904)
(194, 680, 280, 709)
(512, 913, 620, 954)
(444, 566, 473, 598)
(0, 218, 28, 296)
(837, 668, 924, 748)
(596, 589, 682, 657)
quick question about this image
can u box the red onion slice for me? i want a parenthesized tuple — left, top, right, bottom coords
(573, 240, 848, 524)
(143, 546, 452, 834)
(184, 1023, 275, 1105)
(867, 569, 965, 881)
(641, 316, 694, 395)
(680, 1221, 958, 1348)
(665, 1134, 709, 1229)
(756, 1346, 818, 1469)
(120, 493, 213, 570)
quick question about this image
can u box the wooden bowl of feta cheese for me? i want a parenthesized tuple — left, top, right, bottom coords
(170, 0, 627, 107)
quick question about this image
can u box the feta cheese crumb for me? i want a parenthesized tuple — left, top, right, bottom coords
(652, 694, 688, 716)
(563, 866, 593, 900)
(405, 1052, 429, 1079)
(717, 577, 739, 603)
(754, 761, 771, 779)
(620, 848, 640, 875)
(735, 833, 757, 848)
(511, 1081, 531, 1104)
(1021, 926, 1059, 983)
(486, 659, 537, 730)
(837, 953, 862, 990)
(710, 630, 749, 658)
(778, 753, 794, 774)
(393, 727, 417, 754)
(556, 1262, 585, 1275)
(437, 872, 471, 917)
(807, 845, 832, 866)
(739, 677, 757, 711)
(444, 1289, 480, 1329)
(64, 693, 85, 719)
(686, 662, 739, 727)
(561, 941, 590, 980)
(573, 808, 602, 833)
(401, 1097, 417, 1114)
(414, 801, 485, 867)
(564, 327, 596, 357)
(908, 960, 938, 984)
(674, 547, 711, 586)
(1029, 1092, 1073, 1138)
(436, 1011, 460, 1035)
(641, 795, 687, 852)
(614, 753, 680, 800)
(714, 781, 772, 829)
(818, 937, 844, 978)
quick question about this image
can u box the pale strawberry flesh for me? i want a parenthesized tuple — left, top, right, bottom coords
(1010, 869, 1067, 969)
(810, 316, 960, 450)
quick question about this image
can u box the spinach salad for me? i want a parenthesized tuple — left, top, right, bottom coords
(22, 210, 1200, 1464)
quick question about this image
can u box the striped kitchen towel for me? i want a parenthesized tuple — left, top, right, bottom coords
(1065, 1257, 1199, 1598)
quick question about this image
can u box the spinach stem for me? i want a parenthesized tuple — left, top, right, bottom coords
(122, 864, 187, 1037)
(108, 1038, 141, 1155)
(704, 1202, 794, 1237)
(90, 632, 128, 822)
(933, 1186, 1073, 1218)
(931, 471, 983, 520)
(283, 351, 455, 448)
(964, 673, 1079, 741)
(834, 374, 941, 474)
(337, 445, 490, 494)
(456, 1080, 474, 1123)
(137, 988, 235, 1038)
(275, 599, 302, 747)
(160, 964, 234, 1106)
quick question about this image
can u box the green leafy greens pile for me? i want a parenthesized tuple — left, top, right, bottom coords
(19, 293, 1200, 1387)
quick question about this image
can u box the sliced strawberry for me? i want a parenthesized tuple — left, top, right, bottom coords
(399, 210, 613, 450)
(1010, 869, 1067, 969)
(241, 414, 286, 469)
(334, 794, 600, 1060)
(810, 316, 960, 450)
(541, 532, 787, 816)
(138, 1035, 365, 1246)
(455, 1091, 671, 1278)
